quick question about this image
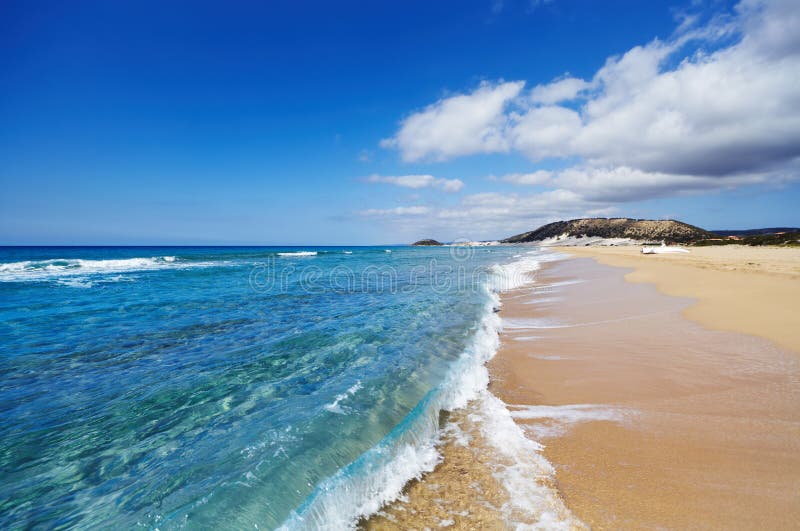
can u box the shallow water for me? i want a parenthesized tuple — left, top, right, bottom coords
(0, 245, 550, 529)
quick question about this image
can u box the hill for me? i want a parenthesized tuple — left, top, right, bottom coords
(501, 218, 715, 244)
(411, 239, 443, 246)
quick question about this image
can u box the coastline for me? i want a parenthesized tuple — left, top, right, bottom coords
(489, 247, 800, 529)
(361, 245, 800, 529)
(364, 250, 583, 530)
(566, 245, 800, 353)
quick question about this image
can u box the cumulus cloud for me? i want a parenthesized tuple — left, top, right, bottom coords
(365, 174, 465, 192)
(496, 170, 553, 185)
(365, 0, 800, 242)
(380, 81, 524, 162)
(551, 165, 774, 202)
(380, 0, 800, 206)
(529, 76, 590, 104)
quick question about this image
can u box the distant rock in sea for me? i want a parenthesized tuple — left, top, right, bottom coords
(412, 239, 443, 246)
(502, 218, 716, 244)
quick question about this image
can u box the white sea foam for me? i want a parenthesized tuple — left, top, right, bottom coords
(280, 290, 503, 530)
(323, 381, 363, 415)
(466, 392, 580, 528)
(512, 335, 543, 341)
(510, 404, 630, 438)
(533, 279, 585, 293)
(522, 296, 563, 305)
(280, 249, 581, 530)
(55, 277, 95, 288)
(0, 256, 206, 283)
(487, 251, 541, 292)
(527, 354, 565, 360)
(503, 317, 565, 329)
(277, 251, 318, 257)
(343, 251, 353, 254)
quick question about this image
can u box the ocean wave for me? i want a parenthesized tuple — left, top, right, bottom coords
(487, 251, 541, 292)
(277, 251, 318, 257)
(280, 290, 501, 529)
(0, 256, 208, 283)
(280, 249, 579, 529)
(460, 392, 580, 528)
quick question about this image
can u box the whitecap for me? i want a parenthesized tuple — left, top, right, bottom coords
(0, 256, 203, 283)
(277, 252, 318, 257)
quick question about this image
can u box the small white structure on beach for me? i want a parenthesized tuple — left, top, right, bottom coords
(642, 242, 690, 254)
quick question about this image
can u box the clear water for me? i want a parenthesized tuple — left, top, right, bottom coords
(0, 245, 526, 529)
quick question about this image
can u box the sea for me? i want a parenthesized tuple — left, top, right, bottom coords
(0, 245, 567, 529)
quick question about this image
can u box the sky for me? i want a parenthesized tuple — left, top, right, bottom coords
(1, 0, 798, 245)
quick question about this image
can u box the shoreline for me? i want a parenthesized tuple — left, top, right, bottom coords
(364, 250, 582, 529)
(489, 248, 800, 528)
(363, 245, 800, 529)
(566, 245, 800, 354)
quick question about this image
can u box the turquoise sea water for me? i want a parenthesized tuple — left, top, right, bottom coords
(0, 245, 536, 529)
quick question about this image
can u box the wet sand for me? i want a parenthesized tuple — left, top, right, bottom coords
(489, 255, 800, 529)
(567, 245, 800, 353)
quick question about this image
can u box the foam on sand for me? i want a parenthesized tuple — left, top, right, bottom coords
(509, 404, 630, 438)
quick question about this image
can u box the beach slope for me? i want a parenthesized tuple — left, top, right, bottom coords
(488, 246, 800, 529)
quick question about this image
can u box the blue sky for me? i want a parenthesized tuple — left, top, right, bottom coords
(1, 0, 798, 244)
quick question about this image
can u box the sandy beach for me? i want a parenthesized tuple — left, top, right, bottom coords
(489, 246, 800, 529)
(366, 245, 800, 529)
(567, 245, 800, 353)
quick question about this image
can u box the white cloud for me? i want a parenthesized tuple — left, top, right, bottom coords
(568, 35, 800, 176)
(360, 188, 592, 241)
(510, 105, 582, 159)
(380, 81, 525, 162)
(497, 170, 553, 185)
(366, 174, 465, 192)
(359, 162, 794, 241)
(552, 165, 774, 202)
(381, 0, 800, 205)
(365, 0, 800, 242)
(529, 76, 590, 104)
(360, 206, 431, 216)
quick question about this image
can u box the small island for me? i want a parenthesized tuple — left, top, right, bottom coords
(412, 239, 443, 246)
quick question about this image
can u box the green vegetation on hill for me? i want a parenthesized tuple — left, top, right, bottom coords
(692, 232, 800, 247)
(502, 218, 715, 244)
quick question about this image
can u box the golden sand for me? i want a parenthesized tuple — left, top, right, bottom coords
(366, 246, 800, 529)
(489, 252, 800, 529)
(566, 245, 800, 353)
(364, 409, 518, 531)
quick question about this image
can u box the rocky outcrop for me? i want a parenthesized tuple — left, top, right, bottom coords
(502, 218, 716, 244)
(412, 239, 443, 246)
